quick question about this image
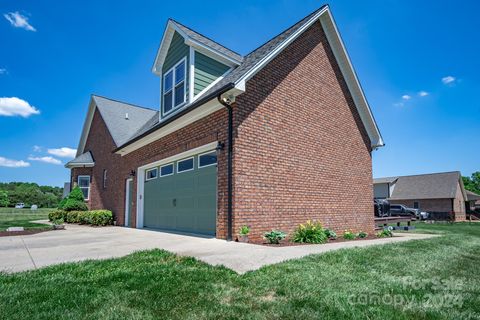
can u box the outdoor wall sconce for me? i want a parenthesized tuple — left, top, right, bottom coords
(216, 141, 225, 152)
(129, 170, 136, 177)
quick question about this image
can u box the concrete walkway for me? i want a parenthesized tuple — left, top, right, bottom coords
(0, 224, 438, 274)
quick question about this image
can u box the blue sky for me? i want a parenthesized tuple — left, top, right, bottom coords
(0, 0, 479, 187)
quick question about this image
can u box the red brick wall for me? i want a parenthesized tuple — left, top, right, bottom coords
(232, 21, 374, 241)
(71, 20, 376, 240)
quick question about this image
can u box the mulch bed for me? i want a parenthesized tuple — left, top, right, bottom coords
(254, 234, 383, 247)
(0, 228, 54, 237)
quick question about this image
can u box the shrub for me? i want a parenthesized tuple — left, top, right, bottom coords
(87, 210, 113, 226)
(63, 198, 88, 212)
(48, 209, 66, 222)
(292, 220, 328, 244)
(357, 231, 368, 239)
(66, 211, 82, 224)
(343, 230, 356, 240)
(376, 227, 393, 238)
(68, 187, 85, 202)
(58, 197, 67, 209)
(324, 229, 337, 240)
(264, 230, 286, 244)
(239, 225, 250, 236)
(52, 217, 64, 225)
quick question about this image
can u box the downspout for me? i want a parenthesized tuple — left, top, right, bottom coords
(217, 94, 233, 241)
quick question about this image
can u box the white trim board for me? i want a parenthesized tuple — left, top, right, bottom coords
(135, 141, 217, 228)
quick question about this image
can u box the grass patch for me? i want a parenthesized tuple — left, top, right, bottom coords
(0, 208, 53, 231)
(0, 222, 479, 319)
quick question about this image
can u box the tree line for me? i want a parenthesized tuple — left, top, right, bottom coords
(463, 172, 480, 195)
(0, 182, 63, 208)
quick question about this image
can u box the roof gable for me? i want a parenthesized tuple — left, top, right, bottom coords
(389, 172, 464, 200)
(76, 96, 157, 156)
(152, 19, 243, 75)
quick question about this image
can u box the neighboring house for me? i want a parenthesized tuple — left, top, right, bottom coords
(62, 182, 71, 199)
(66, 5, 384, 241)
(373, 172, 467, 221)
(466, 190, 480, 212)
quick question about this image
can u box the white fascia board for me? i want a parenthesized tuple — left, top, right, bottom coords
(233, 6, 384, 149)
(65, 162, 95, 169)
(76, 98, 97, 157)
(152, 21, 177, 75)
(116, 99, 223, 155)
(192, 67, 233, 103)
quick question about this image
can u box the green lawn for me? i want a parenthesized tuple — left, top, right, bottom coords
(0, 207, 54, 231)
(1, 223, 479, 319)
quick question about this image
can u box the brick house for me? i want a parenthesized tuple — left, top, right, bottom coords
(373, 171, 467, 221)
(66, 5, 384, 241)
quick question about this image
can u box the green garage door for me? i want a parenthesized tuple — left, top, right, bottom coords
(143, 151, 217, 236)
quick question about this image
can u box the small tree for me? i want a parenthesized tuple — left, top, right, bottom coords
(62, 186, 88, 212)
(0, 191, 8, 207)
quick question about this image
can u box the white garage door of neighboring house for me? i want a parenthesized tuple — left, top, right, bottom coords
(142, 150, 217, 236)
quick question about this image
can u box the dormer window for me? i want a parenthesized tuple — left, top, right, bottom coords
(163, 58, 186, 115)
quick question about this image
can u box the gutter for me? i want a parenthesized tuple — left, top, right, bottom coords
(114, 83, 236, 153)
(217, 94, 234, 241)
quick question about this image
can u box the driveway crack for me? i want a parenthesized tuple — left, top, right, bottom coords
(21, 237, 37, 269)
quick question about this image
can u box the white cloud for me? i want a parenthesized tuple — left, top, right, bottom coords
(394, 102, 404, 107)
(3, 11, 36, 31)
(0, 97, 40, 117)
(418, 91, 429, 97)
(47, 147, 77, 158)
(0, 156, 30, 168)
(402, 95, 411, 100)
(0, 68, 7, 75)
(28, 156, 62, 165)
(33, 145, 42, 152)
(442, 76, 456, 85)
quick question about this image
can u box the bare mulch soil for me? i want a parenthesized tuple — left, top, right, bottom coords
(257, 234, 384, 246)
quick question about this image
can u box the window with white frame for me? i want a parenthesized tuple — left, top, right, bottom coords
(177, 157, 194, 173)
(145, 168, 158, 181)
(78, 176, 91, 200)
(163, 58, 186, 115)
(160, 163, 174, 177)
(198, 151, 217, 168)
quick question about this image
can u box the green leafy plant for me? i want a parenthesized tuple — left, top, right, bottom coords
(376, 227, 393, 238)
(264, 230, 286, 244)
(68, 187, 85, 202)
(239, 225, 250, 236)
(63, 198, 88, 212)
(292, 220, 327, 244)
(343, 230, 356, 240)
(48, 209, 67, 222)
(52, 217, 64, 226)
(87, 210, 113, 226)
(324, 228, 337, 240)
(58, 197, 67, 209)
(66, 211, 81, 224)
(357, 231, 368, 239)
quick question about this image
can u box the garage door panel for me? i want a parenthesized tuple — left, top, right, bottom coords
(143, 151, 217, 236)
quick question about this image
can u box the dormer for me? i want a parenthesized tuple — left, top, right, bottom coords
(152, 20, 243, 121)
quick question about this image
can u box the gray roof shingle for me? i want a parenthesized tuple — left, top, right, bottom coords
(92, 95, 158, 147)
(170, 19, 243, 63)
(388, 171, 462, 200)
(119, 6, 328, 149)
(65, 151, 94, 167)
(466, 190, 480, 201)
(373, 177, 398, 184)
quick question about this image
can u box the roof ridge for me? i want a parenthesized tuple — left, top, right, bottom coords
(244, 5, 328, 57)
(397, 171, 461, 179)
(169, 18, 243, 58)
(92, 94, 157, 112)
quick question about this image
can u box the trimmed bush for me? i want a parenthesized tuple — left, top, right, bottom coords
(58, 197, 67, 209)
(357, 231, 368, 239)
(376, 228, 393, 238)
(63, 198, 88, 212)
(263, 230, 286, 244)
(48, 209, 66, 222)
(66, 211, 82, 224)
(87, 210, 113, 226)
(292, 220, 328, 244)
(343, 230, 356, 240)
(68, 187, 86, 202)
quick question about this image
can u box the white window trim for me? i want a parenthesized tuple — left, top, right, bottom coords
(160, 163, 174, 177)
(77, 175, 91, 201)
(198, 150, 217, 168)
(176, 156, 195, 173)
(162, 57, 187, 117)
(145, 167, 158, 181)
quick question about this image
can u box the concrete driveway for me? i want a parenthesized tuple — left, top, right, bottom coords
(0, 224, 437, 274)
